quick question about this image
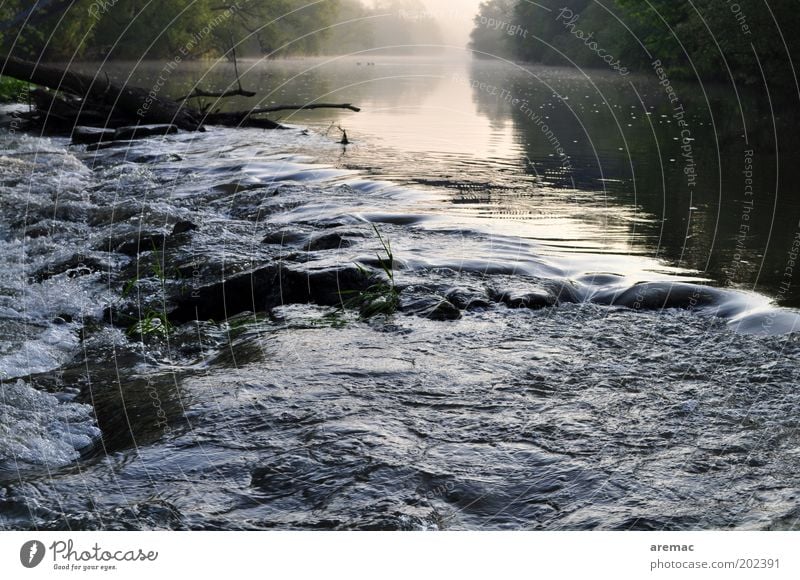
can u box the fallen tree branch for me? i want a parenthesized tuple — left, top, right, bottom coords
(177, 87, 257, 101)
(2, 56, 201, 130)
(203, 103, 361, 129)
(248, 103, 361, 114)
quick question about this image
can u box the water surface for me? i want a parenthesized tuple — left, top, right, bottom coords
(1, 55, 798, 530)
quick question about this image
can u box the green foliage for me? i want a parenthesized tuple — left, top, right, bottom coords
(121, 241, 173, 339)
(1, 0, 444, 61)
(470, 0, 518, 59)
(0, 76, 29, 103)
(484, 0, 800, 86)
(1, 0, 446, 61)
(127, 311, 173, 338)
(0, 0, 97, 60)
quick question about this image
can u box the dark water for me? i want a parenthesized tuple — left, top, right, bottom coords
(1, 56, 799, 530)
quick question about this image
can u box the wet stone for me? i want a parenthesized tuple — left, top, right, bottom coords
(113, 124, 179, 141)
(490, 287, 557, 310)
(85, 140, 137, 152)
(113, 233, 167, 256)
(445, 287, 492, 310)
(262, 229, 308, 246)
(71, 126, 116, 145)
(304, 231, 366, 252)
(171, 220, 198, 235)
(400, 295, 462, 321)
(169, 263, 376, 323)
(592, 282, 722, 310)
(30, 254, 112, 283)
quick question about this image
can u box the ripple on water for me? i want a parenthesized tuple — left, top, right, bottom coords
(1, 113, 799, 531)
(0, 380, 100, 475)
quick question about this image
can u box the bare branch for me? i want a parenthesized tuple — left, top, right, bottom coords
(177, 87, 257, 101)
(248, 103, 362, 114)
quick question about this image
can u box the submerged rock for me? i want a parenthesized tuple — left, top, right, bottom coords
(262, 229, 308, 247)
(72, 126, 116, 145)
(85, 140, 137, 152)
(169, 263, 376, 323)
(490, 287, 557, 310)
(113, 232, 167, 256)
(304, 231, 365, 252)
(400, 295, 462, 321)
(593, 282, 721, 310)
(445, 287, 492, 310)
(113, 124, 178, 141)
(30, 253, 113, 283)
(171, 220, 198, 235)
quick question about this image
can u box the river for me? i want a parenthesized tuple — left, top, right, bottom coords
(0, 55, 798, 530)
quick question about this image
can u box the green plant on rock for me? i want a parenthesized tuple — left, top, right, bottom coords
(121, 239, 178, 338)
(342, 224, 400, 319)
(0, 76, 29, 103)
(127, 311, 172, 338)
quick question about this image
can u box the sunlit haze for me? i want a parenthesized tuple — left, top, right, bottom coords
(363, 0, 484, 47)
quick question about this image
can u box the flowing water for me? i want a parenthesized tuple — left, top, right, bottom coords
(0, 55, 799, 530)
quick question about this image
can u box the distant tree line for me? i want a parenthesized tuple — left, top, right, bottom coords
(470, 0, 800, 86)
(0, 0, 441, 61)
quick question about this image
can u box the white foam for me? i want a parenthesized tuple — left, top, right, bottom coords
(0, 324, 80, 379)
(0, 379, 100, 469)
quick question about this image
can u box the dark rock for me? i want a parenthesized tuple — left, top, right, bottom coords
(490, 287, 556, 309)
(113, 124, 178, 141)
(23, 220, 73, 238)
(24, 225, 50, 238)
(169, 263, 376, 323)
(114, 233, 167, 256)
(593, 282, 721, 310)
(400, 295, 462, 321)
(71, 126, 116, 145)
(262, 229, 308, 246)
(445, 287, 492, 310)
(282, 265, 375, 307)
(171, 220, 198, 235)
(304, 231, 365, 252)
(85, 140, 138, 152)
(545, 281, 582, 304)
(31, 254, 111, 283)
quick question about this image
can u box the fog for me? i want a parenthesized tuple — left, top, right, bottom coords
(417, 0, 483, 47)
(363, 0, 484, 48)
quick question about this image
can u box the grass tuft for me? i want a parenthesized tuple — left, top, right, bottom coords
(341, 224, 400, 319)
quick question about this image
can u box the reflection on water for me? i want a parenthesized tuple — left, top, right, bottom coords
(67, 54, 800, 306)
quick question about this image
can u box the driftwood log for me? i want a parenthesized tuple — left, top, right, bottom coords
(1, 55, 360, 134)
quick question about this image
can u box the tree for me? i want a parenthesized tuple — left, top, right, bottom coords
(470, 0, 516, 59)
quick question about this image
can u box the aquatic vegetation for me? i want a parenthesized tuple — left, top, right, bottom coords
(122, 240, 175, 338)
(342, 224, 400, 319)
(127, 310, 172, 338)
